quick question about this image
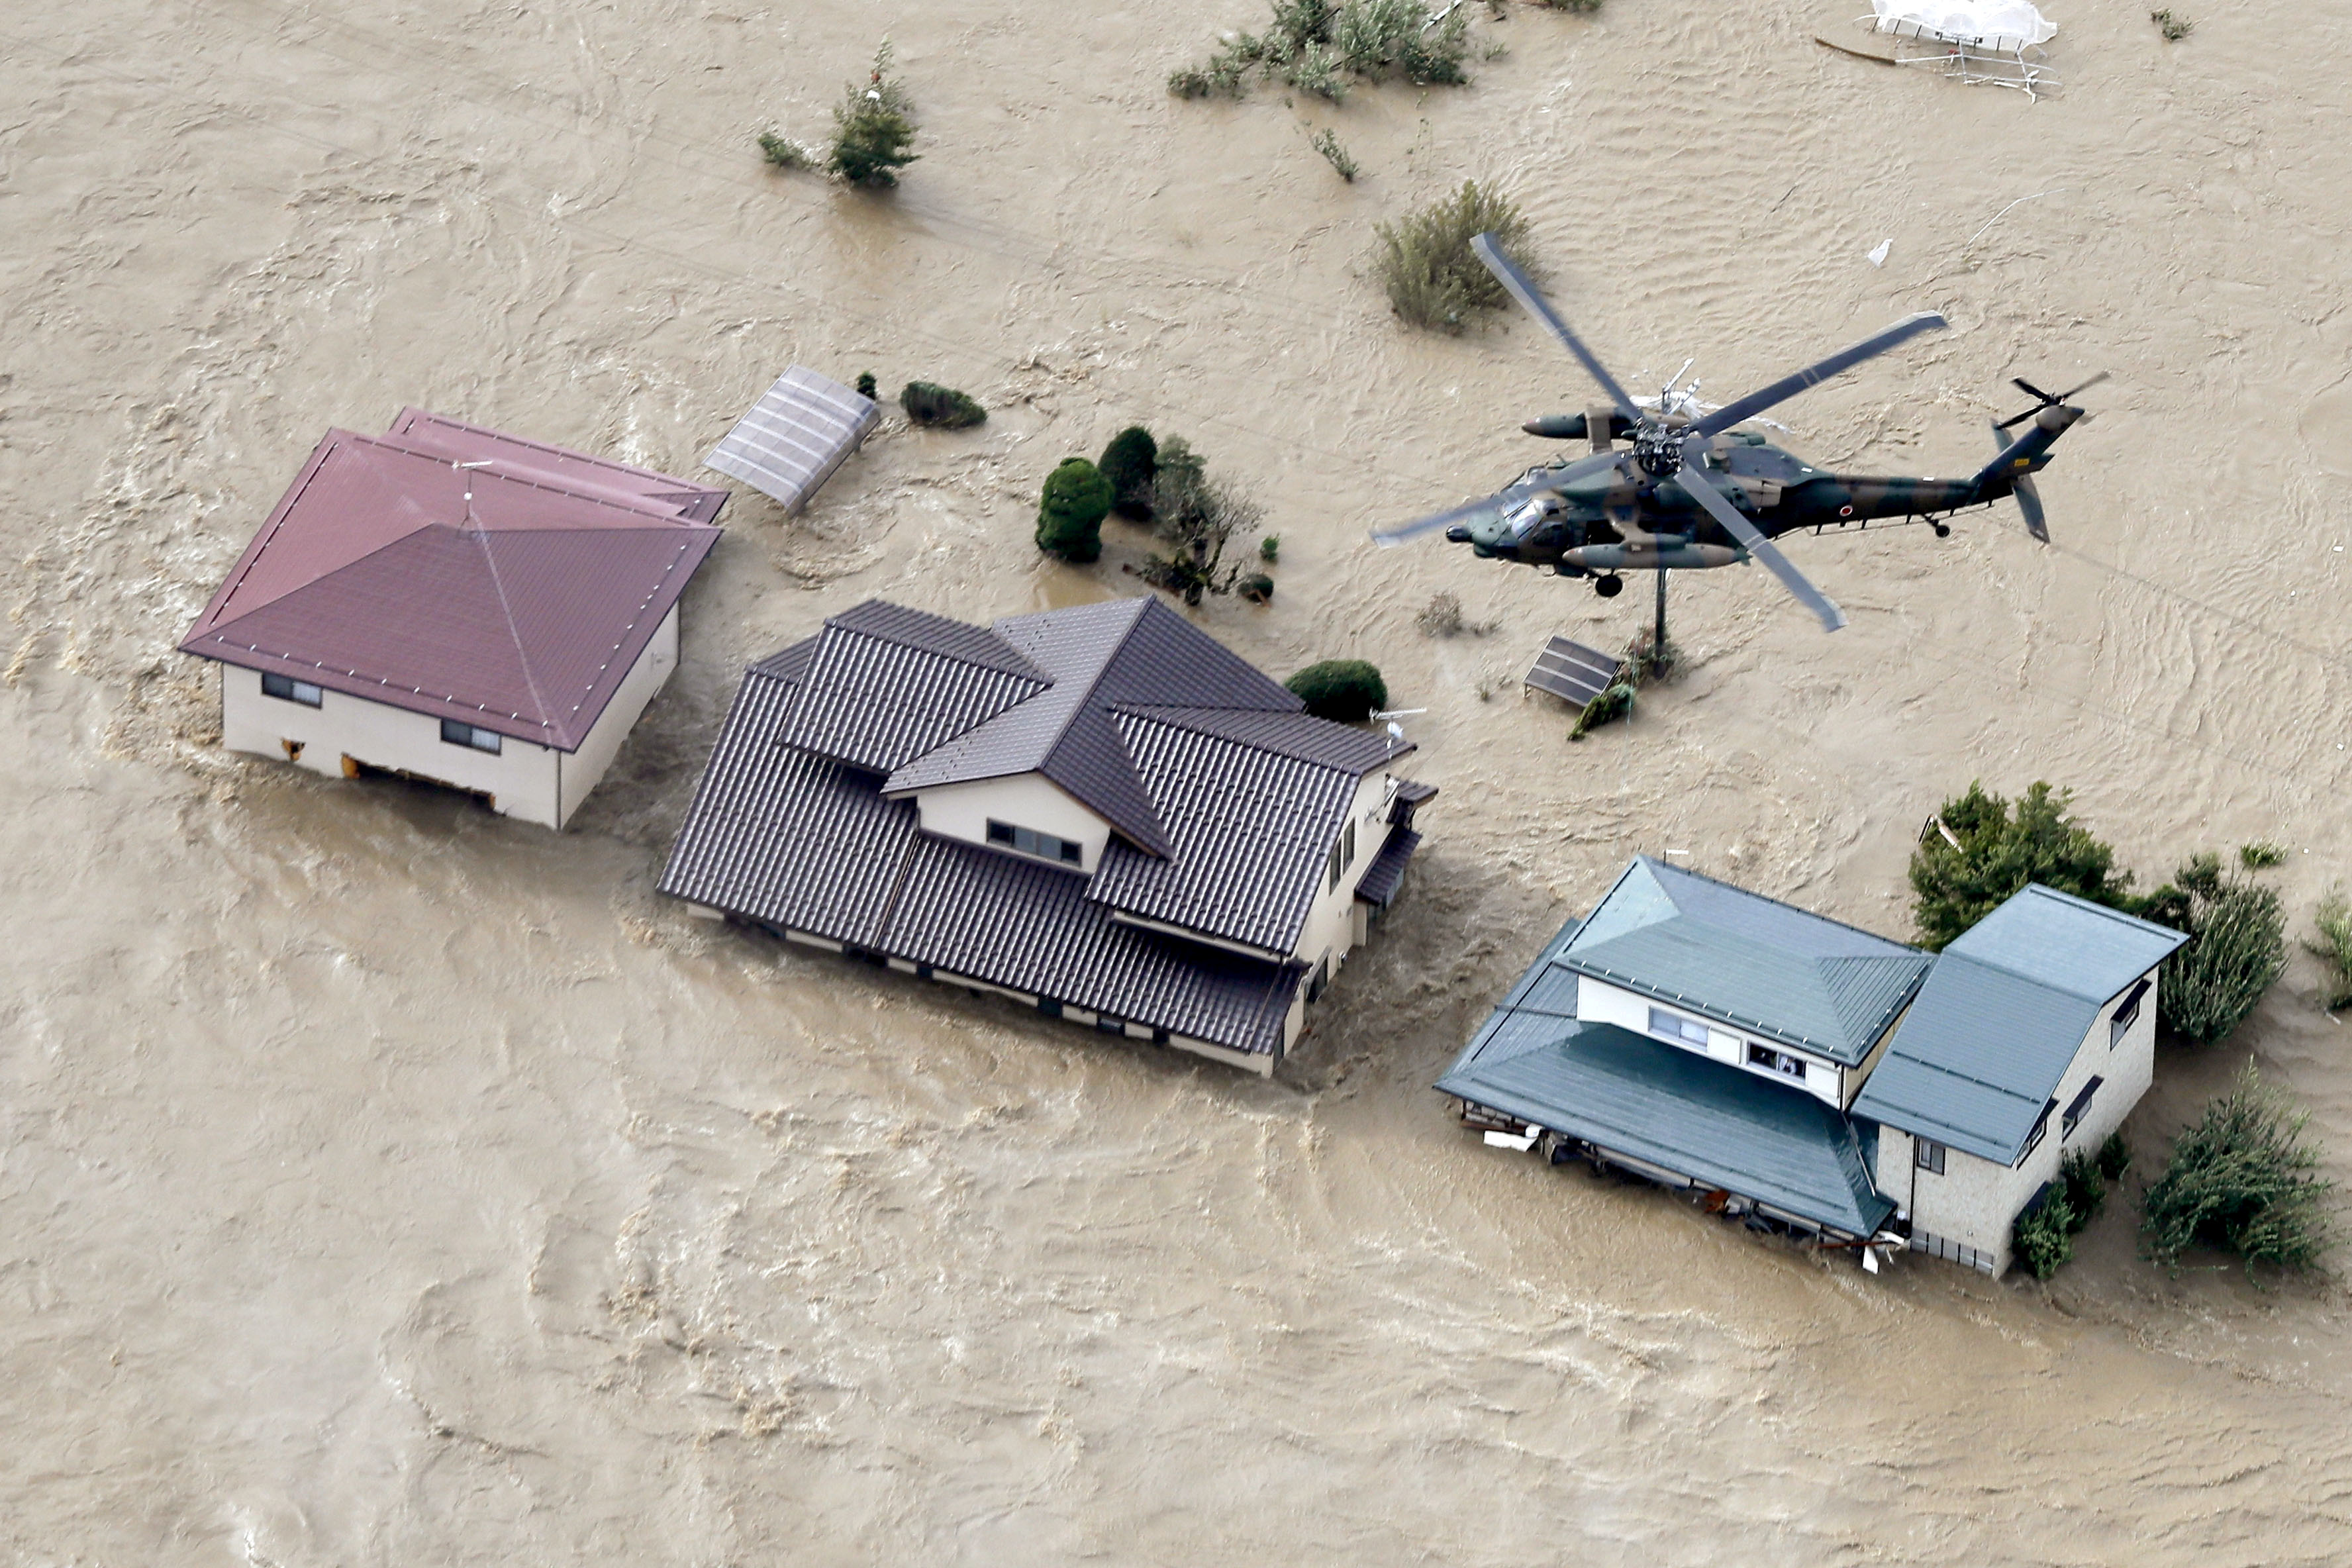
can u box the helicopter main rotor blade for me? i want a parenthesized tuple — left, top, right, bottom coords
(1675, 439, 1848, 632)
(1369, 450, 1625, 546)
(1690, 312, 1948, 440)
(1470, 233, 1642, 424)
(2054, 370, 2110, 402)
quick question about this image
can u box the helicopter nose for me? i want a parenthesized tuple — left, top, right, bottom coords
(1444, 525, 1471, 543)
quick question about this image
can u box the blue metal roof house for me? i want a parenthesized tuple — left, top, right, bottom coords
(1439, 858, 2184, 1275)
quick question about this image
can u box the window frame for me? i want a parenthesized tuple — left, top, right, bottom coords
(2109, 977, 2151, 1047)
(1914, 1138, 1947, 1176)
(985, 818, 1083, 867)
(439, 718, 503, 754)
(1745, 1042, 1808, 1082)
(2061, 1075, 2104, 1139)
(2017, 1097, 2057, 1163)
(261, 671, 323, 707)
(1647, 1006, 1710, 1050)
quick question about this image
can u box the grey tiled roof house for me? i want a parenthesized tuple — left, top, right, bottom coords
(1440, 857, 2183, 1274)
(661, 596, 1434, 1073)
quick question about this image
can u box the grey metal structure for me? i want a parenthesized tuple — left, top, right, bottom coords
(1852, 887, 2184, 1163)
(1438, 918, 1896, 1238)
(702, 366, 880, 515)
(1523, 636, 1619, 706)
(660, 597, 1434, 1066)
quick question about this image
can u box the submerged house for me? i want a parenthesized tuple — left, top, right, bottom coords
(1438, 857, 2184, 1274)
(179, 409, 726, 829)
(660, 596, 1434, 1074)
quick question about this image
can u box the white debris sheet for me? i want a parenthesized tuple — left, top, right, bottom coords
(1869, 0, 2057, 48)
(703, 366, 880, 515)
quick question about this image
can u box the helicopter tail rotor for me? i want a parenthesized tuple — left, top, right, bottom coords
(1996, 370, 2108, 430)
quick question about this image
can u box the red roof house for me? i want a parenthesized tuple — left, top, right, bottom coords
(180, 410, 726, 828)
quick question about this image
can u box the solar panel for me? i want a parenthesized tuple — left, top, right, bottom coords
(703, 366, 880, 515)
(1524, 636, 1620, 706)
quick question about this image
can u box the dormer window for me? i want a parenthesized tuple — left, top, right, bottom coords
(987, 819, 1082, 866)
(2109, 977, 2151, 1047)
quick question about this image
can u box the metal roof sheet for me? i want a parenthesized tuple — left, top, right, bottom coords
(1439, 1016, 1894, 1238)
(777, 608, 1048, 775)
(388, 407, 729, 522)
(701, 366, 880, 515)
(1352, 826, 1423, 910)
(1945, 883, 2186, 1003)
(179, 422, 720, 749)
(1852, 885, 2182, 1163)
(658, 652, 1306, 1058)
(1557, 858, 1931, 1064)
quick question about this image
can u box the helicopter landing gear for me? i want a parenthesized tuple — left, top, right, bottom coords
(1932, 520, 1951, 538)
(1594, 573, 1624, 599)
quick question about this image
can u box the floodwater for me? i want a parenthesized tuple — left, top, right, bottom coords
(5, 0, 2352, 1560)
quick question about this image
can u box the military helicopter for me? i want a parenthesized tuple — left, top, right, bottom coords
(1373, 233, 2101, 634)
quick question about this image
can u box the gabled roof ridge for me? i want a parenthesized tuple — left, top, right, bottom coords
(1022, 597, 1157, 763)
(365, 432, 714, 525)
(831, 599, 1054, 685)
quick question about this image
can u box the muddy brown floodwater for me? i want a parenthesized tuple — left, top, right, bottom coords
(5, 0, 2352, 1561)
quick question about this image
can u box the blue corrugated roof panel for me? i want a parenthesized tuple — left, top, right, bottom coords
(1555, 858, 1931, 1064)
(1438, 1018, 1893, 1238)
(1946, 883, 2186, 1003)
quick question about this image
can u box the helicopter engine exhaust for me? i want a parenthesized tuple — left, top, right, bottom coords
(1562, 542, 1741, 572)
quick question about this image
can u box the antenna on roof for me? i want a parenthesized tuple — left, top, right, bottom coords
(454, 458, 491, 529)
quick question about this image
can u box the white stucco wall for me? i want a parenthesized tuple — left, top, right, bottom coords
(556, 603, 679, 826)
(908, 772, 1113, 871)
(216, 607, 679, 831)
(222, 665, 563, 826)
(1902, 967, 2162, 1274)
(1577, 977, 1847, 1108)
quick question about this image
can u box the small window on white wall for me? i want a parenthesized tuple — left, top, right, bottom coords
(440, 718, 503, 754)
(1746, 1043, 1807, 1082)
(2110, 977, 2151, 1047)
(1915, 1139, 1947, 1176)
(987, 819, 1083, 866)
(1647, 1007, 1710, 1049)
(262, 671, 322, 707)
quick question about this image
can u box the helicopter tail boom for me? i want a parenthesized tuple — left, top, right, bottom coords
(1968, 403, 2081, 501)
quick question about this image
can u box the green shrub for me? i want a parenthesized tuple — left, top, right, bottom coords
(900, 381, 986, 428)
(2239, 840, 2288, 869)
(2151, 8, 2194, 40)
(830, 42, 919, 188)
(1036, 458, 1112, 564)
(2141, 1064, 2333, 1274)
(1287, 660, 1387, 722)
(1239, 572, 1275, 603)
(855, 372, 878, 400)
(2096, 1129, 2132, 1182)
(1374, 181, 1532, 333)
(2012, 1187, 2079, 1280)
(1099, 426, 1158, 520)
(1259, 534, 1279, 563)
(2157, 853, 2286, 1046)
(1138, 436, 1262, 605)
(2308, 889, 2352, 1011)
(1309, 127, 1359, 181)
(1169, 0, 1470, 103)
(758, 132, 816, 170)
(1569, 681, 1634, 742)
(2059, 1148, 2106, 1227)
(1908, 782, 2138, 952)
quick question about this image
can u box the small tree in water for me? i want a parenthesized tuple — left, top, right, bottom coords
(1374, 181, 1532, 333)
(831, 42, 919, 189)
(1137, 436, 1263, 606)
(2141, 1063, 2333, 1276)
(1908, 782, 2137, 951)
(2155, 852, 2286, 1046)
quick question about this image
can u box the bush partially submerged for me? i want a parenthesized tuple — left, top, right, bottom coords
(1239, 572, 1275, 603)
(2012, 1187, 2078, 1280)
(1374, 181, 1532, 333)
(758, 132, 818, 171)
(2141, 1064, 2333, 1275)
(900, 381, 985, 428)
(830, 42, 919, 188)
(1099, 426, 1159, 520)
(1908, 782, 2139, 952)
(1169, 0, 1471, 102)
(1036, 458, 1112, 564)
(1416, 590, 1496, 637)
(1135, 436, 1264, 606)
(1288, 660, 1387, 723)
(2157, 852, 2286, 1046)
(2308, 890, 2352, 1012)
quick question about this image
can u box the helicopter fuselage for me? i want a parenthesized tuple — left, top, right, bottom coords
(1453, 414, 2073, 573)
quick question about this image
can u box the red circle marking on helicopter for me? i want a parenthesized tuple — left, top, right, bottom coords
(1839, 505, 1855, 517)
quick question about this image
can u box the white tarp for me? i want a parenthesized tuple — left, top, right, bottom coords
(1871, 0, 2056, 48)
(703, 366, 879, 516)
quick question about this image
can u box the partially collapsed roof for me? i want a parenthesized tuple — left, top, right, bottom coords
(1555, 858, 1932, 1065)
(660, 596, 1426, 1055)
(1852, 886, 2184, 1163)
(1439, 920, 1894, 1238)
(702, 366, 879, 515)
(180, 413, 725, 750)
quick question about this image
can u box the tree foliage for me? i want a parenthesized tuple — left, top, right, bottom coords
(1373, 181, 1532, 333)
(2309, 890, 2352, 1012)
(830, 42, 919, 188)
(2157, 852, 2286, 1046)
(1099, 426, 1159, 520)
(899, 381, 986, 428)
(1035, 458, 1112, 564)
(1136, 436, 1263, 606)
(2012, 1187, 2077, 1280)
(1907, 782, 2138, 951)
(2141, 1064, 2333, 1275)
(1287, 660, 1387, 723)
(1169, 0, 1470, 101)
